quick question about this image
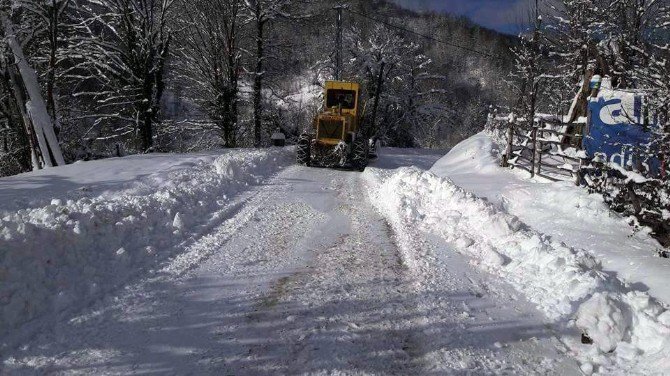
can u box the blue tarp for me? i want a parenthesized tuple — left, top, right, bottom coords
(585, 90, 658, 172)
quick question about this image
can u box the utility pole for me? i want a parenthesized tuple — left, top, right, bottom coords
(334, 5, 344, 80)
(368, 62, 386, 139)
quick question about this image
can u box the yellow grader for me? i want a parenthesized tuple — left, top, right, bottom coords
(297, 81, 378, 171)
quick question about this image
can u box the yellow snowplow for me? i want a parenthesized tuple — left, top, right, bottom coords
(297, 81, 373, 171)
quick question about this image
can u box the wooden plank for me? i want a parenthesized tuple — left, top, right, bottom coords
(547, 151, 581, 162)
(510, 162, 533, 174)
(513, 151, 534, 160)
(542, 163, 576, 174)
(530, 127, 538, 178)
(536, 173, 562, 182)
(536, 139, 565, 145)
(538, 128, 584, 137)
(537, 141, 543, 176)
(513, 147, 533, 155)
(514, 134, 533, 141)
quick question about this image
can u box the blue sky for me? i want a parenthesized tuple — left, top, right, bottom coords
(392, 0, 532, 34)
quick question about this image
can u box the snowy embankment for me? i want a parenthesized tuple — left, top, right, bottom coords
(431, 133, 669, 305)
(364, 137, 670, 375)
(0, 148, 292, 344)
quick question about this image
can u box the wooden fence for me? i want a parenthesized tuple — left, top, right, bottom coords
(489, 113, 670, 250)
(499, 118, 588, 184)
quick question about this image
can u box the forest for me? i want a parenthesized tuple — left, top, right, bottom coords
(0, 0, 516, 177)
(1, 0, 668, 179)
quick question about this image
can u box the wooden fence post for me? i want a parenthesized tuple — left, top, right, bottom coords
(530, 122, 538, 178)
(503, 117, 514, 168)
(536, 122, 543, 177)
(576, 154, 588, 186)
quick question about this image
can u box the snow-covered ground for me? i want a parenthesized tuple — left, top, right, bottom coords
(1, 147, 586, 375)
(2, 140, 667, 375)
(363, 134, 670, 375)
(0, 149, 294, 347)
(431, 133, 669, 305)
(1, 152, 228, 211)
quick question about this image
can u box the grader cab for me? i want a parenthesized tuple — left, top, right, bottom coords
(297, 81, 374, 171)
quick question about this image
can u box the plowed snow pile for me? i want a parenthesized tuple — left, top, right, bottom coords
(364, 142, 670, 375)
(431, 133, 669, 305)
(0, 149, 292, 344)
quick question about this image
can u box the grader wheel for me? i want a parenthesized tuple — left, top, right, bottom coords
(351, 136, 369, 172)
(297, 134, 311, 166)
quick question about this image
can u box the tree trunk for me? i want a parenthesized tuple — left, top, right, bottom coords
(230, 89, 238, 147)
(229, 73, 239, 148)
(47, 0, 60, 137)
(567, 70, 594, 123)
(139, 108, 153, 152)
(138, 74, 154, 152)
(368, 62, 386, 140)
(227, 7, 240, 148)
(222, 87, 238, 148)
(253, 14, 264, 147)
(137, 34, 169, 153)
(225, 45, 239, 148)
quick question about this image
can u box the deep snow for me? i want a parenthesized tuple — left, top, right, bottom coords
(360, 133, 670, 375)
(430, 133, 670, 306)
(1, 148, 582, 375)
(3, 139, 667, 375)
(0, 149, 294, 347)
(0, 152, 229, 211)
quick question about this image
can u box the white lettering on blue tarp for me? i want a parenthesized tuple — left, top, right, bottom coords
(586, 90, 657, 172)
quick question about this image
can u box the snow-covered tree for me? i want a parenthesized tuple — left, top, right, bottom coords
(546, 0, 601, 119)
(10, 0, 78, 136)
(76, 0, 175, 153)
(174, 0, 243, 147)
(642, 0, 670, 171)
(0, 0, 518, 176)
(346, 25, 445, 147)
(243, 0, 295, 147)
(507, 0, 547, 129)
(589, 0, 663, 88)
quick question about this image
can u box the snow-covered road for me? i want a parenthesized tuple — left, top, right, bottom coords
(2, 150, 580, 375)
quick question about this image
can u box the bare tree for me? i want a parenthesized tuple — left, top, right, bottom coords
(77, 0, 174, 152)
(174, 0, 243, 147)
(243, 0, 294, 147)
(346, 25, 445, 147)
(508, 0, 546, 128)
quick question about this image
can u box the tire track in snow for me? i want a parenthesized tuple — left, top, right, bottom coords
(363, 168, 583, 375)
(4, 152, 582, 375)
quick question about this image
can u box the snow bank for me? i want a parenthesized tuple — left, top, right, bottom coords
(0, 153, 222, 211)
(431, 133, 669, 308)
(0, 148, 292, 343)
(364, 166, 670, 374)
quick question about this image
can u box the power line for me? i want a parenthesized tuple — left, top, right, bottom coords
(343, 8, 502, 60)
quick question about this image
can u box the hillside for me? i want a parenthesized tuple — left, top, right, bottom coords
(260, 0, 518, 148)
